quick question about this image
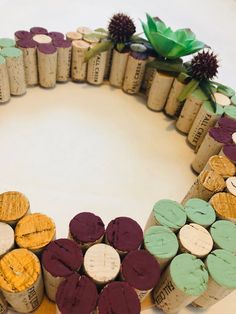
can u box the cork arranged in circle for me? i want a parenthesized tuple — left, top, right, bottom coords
(210, 220, 236, 254)
(97, 281, 141, 314)
(178, 223, 213, 258)
(106, 217, 143, 254)
(121, 250, 161, 301)
(69, 212, 105, 249)
(210, 192, 236, 222)
(145, 199, 187, 232)
(0, 191, 30, 225)
(84, 243, 120, 285)
(153, 253, 208, 313)
(144, 226, 179, 269)
(0, 222, 14, 257)
(184, 198, 216, 227)
(56, 273, 98, 314)
(15, 213, 56, 252)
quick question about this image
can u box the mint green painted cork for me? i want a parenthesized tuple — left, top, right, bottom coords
(184, 198, 216, 227)
(0, 55, 5, 64)
(153, 200, 187, 232)
(224, 105, 236, 120)
(231, 95, 236, 106)
(203, 101, 224, 116)
(210, 220, 236, 254)
(191, 88, 209, 101)
(1, 47, 22, 58)
(0, 38, 15, 48)
(144, 226, 179, 268)
(206, 249, 236, 289)
(170, 253, 209, 296)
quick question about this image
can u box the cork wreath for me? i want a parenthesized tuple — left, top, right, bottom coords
(0, 13, 236, 314)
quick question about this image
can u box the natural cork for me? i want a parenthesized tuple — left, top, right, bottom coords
(15, 213, 56, 252)
(0, 191, 30, 226)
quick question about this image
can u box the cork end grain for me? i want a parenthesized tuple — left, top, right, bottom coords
(208, 155, 235, 177)
(15, 213, 56, 251)
(0, 248, 40, 292)
(210, 192, 236, 222)
(0, 191, 29, 223)
(199, 170, 225, 192)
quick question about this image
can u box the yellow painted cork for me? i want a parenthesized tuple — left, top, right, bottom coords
(199, 170, 226, 192)
(141, 292, 155, 311)
(210, 192, 236, 222)
(0, 191, 30, 225)
(206, 155, 235, 178)
(0, 248, 40, 292)
(15, 213, 56, 252)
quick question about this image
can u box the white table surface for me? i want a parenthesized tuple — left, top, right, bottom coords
(0, 0, 235, 313)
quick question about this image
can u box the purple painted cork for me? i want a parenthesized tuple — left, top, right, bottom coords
(53, 39, 71, 48)
(17, 39, 37, 49)
(42, 238, 83, 277)
(106, 217, 143, 254)
(98, 282, 141, 314)
(15, 30, 33, 41)
(121, 250, 161, 295)
(223, 144, 236, 163)
(218, 117, 236, 132)
(30, 27, 48, 35)
(69, 212, 105, 248)
(48, 31, 64, 41)
(56, 273, 98, 314)
(37, 43, 57, 54)
(209, 127, 233, 144)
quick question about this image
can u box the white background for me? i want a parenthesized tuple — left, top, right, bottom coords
(0, 0, 235, 313)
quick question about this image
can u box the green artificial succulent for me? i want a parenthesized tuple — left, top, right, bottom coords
(142, 14, 206, 59)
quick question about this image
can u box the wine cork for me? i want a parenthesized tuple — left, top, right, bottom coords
(210, 192, 236, 222)
(176, 88, 208, 134)
(165, 78, 186, 117)
(147, 71, 174, 111)
(181, 170, 226, 204)
(53, 39, 72, 82)
(144, 226, 179, 270)
(97, 282, 140, 314)
(34, 296, 56, 314)
(123, 43, 147, 94)
(232, 132, 236, 144)
(0, 222, 14, 258)
(48, 32, 64, 41)
(0, 55, 10, 103)
(214, 92, 231, 107)
(37, 43, 57, 88)
(15, 213, 56, 254)
(83, 34, 99, 44)
(1, 47, 26, 96)
(33, 34, 52, 44)
(192, 250, 236, 308)
(105, 217, 143, 255)
(121, 250, 161, 301)
(87, 46, 107, 85)
(224, 105, 236, 120)
(141, 55, 155, 92)
(178, 223, 213, 258)
(226, 177, 236, 196)
(205, 155, 235, 177)
(17, 39, 38, 86)
(183, 198, 216, 227)
(84, 243, 120, 286)
(65, 31, 83, 41)
(69, 212, 105, 250)
(153, 253, 208, 313)
(109, 48, 129, 88)
(14, 30, 33, 41)
(42, 238, 83, 301)
(231, 95, 236, 106)
(56, 273, 98, 314)
(191, 128, 232, 173)
(0, 191, 30, 226)
(0, 38, 15, 48)
(0, 291, 7, 314)
(210, 220, 236, 254)
(104, 45, 113, 80)
(221, 144, 236, 164)
(145, 199, 187, 233)
(76, 26, 93, 36)
(188, 101, 224, 147)
(71, 40, 90, 82)
(218, 116, 236, 131)
(0, 248, 44, 313)
(30, 27, 48, 35)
